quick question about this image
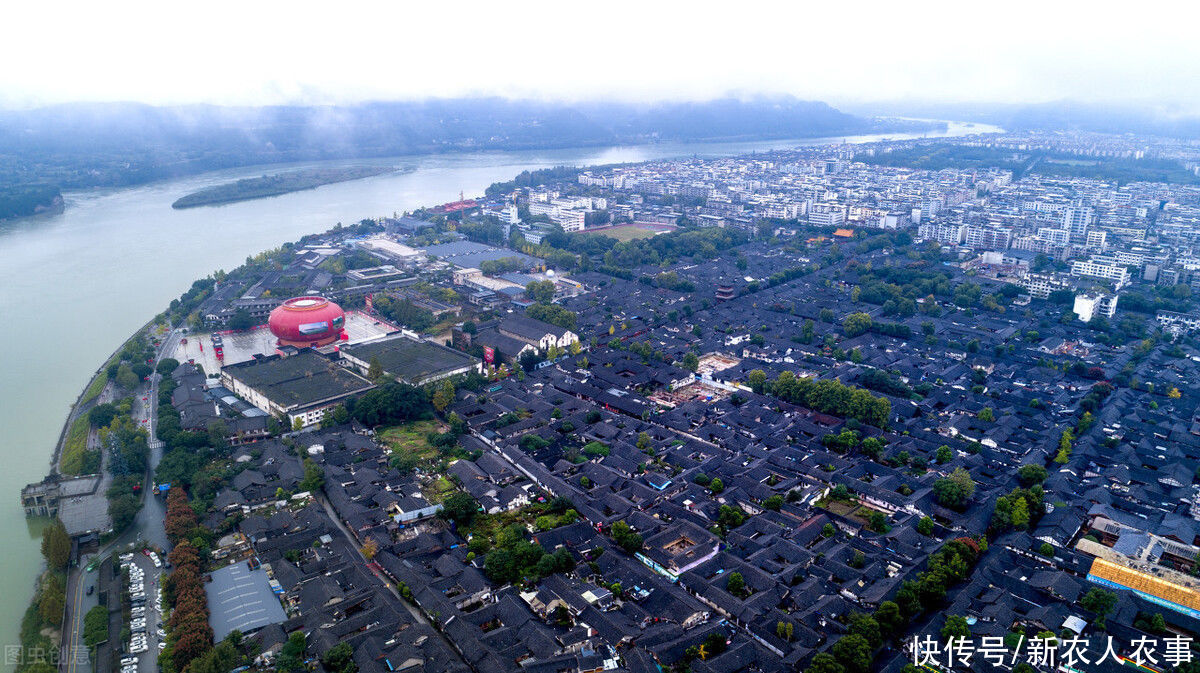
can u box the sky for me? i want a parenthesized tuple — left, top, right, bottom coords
(3, 0, 1199, 112)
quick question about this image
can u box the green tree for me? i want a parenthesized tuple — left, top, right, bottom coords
(978, 407, 995, 422)
(188, 641, 242, 673)
(636, 431, 652, 451)
(299, 459, 325, 492)
(682, 352, 700, 372)
(40, 518, 71, 571)
(227, 309, 254, 331)
(747, 369, 767, 394)
(155, 357, 180, 375)
(709, 477, 724, 494)
(1038, 542, 1055, 557)
(875, 601, 902, 637)
(321, 642, 357, 673)
(763, 495, 783, 511)
(38, 574, 65, 627)
(525, 280, 556, 303)
(432, 379, 455, 412)
(83, 605, 108, 650)
(936, 445, 952, 464)
(276, 631, 307, 673)
(726, 572, 746, 597)
(1080, 587, 1117, 619)
(441, 492, 478, 526)
(1011, 497, 1030, 529)
(933, 467, 976, 509)
(611, 520, 643, 554)
(807, 653, 845, 673)
(917, 516, 934, 536)
(843, 312, 873, 337)
(368, 357, 385, 382)
(832, 633, 874, 673)
(1017, 464, 1047, 487)
(848, 613, 882, 648)
(941, 615, 971, 641)
(88, 403, 118, 428)
(116, 363, 140, 390)
(868, 511, 889, 533)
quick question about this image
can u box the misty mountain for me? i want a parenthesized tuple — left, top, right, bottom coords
(844, 100, 1200, 138)
(0, 97, 927, 193)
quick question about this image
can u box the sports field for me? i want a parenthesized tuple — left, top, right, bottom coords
(584, 223, 675, 242)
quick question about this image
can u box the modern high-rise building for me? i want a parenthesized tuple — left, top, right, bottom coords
(964, 225, 1012, 251)
(1063, 204, 1094, 241)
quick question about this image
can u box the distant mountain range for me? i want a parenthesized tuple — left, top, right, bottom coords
(0, 97, 936, 195)
(843, 100, 1200, 139)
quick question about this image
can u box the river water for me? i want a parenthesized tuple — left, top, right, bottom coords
(0, 120, 996, 659)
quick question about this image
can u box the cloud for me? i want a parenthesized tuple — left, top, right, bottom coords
(3, 0, 1198, 112)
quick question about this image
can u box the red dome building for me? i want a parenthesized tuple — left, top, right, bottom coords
(268, 296, 346, 348)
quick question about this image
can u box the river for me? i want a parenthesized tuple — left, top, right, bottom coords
(0, 119, 997, 661)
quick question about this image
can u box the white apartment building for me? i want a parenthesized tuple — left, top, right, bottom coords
(1073, 293, 1118, 322)
(1071, 259, 1131, 287)
(964, 225, 1012, 251)
(917, 222, 966, 246)
(1024, 273, 1072, 299)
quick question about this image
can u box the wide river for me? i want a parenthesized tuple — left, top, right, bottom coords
(0, 120, 996, 657)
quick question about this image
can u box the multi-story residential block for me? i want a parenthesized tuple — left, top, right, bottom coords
(1073, 292, 1118, 322)
(964, 225, 1012, 251)
(1071, 258, 1131, 286)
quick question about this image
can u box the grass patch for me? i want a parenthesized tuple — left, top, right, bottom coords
(380, 420, 443, 460)
(59, 415, 99, 475)
(79, 372, 108, 406)
(461, 500, 559, 548)
(587, 226, 661, 242)
(424, 476, 457, 504)
(814, 496, 873, 525)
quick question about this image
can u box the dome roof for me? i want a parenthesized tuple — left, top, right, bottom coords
(268, 296, 346, 347)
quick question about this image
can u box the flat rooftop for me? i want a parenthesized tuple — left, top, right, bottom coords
(343, 337, 478, 384)
(225, 351, 374, 409)
(205, 561, 288, 640)
(422, 241, 537, 269)
(56, 475, 111, 536)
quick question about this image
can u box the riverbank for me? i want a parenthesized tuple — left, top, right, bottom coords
(0, 186, 63, 221)
(171, 166, 400, 209)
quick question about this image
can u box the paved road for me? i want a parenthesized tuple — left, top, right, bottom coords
(59, 328, 175, 673)
(62, 562, 94, 673)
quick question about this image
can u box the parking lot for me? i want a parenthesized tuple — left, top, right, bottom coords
(118, 550, 166, 673)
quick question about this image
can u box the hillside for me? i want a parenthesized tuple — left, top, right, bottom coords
(0, 97, 937, 197)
